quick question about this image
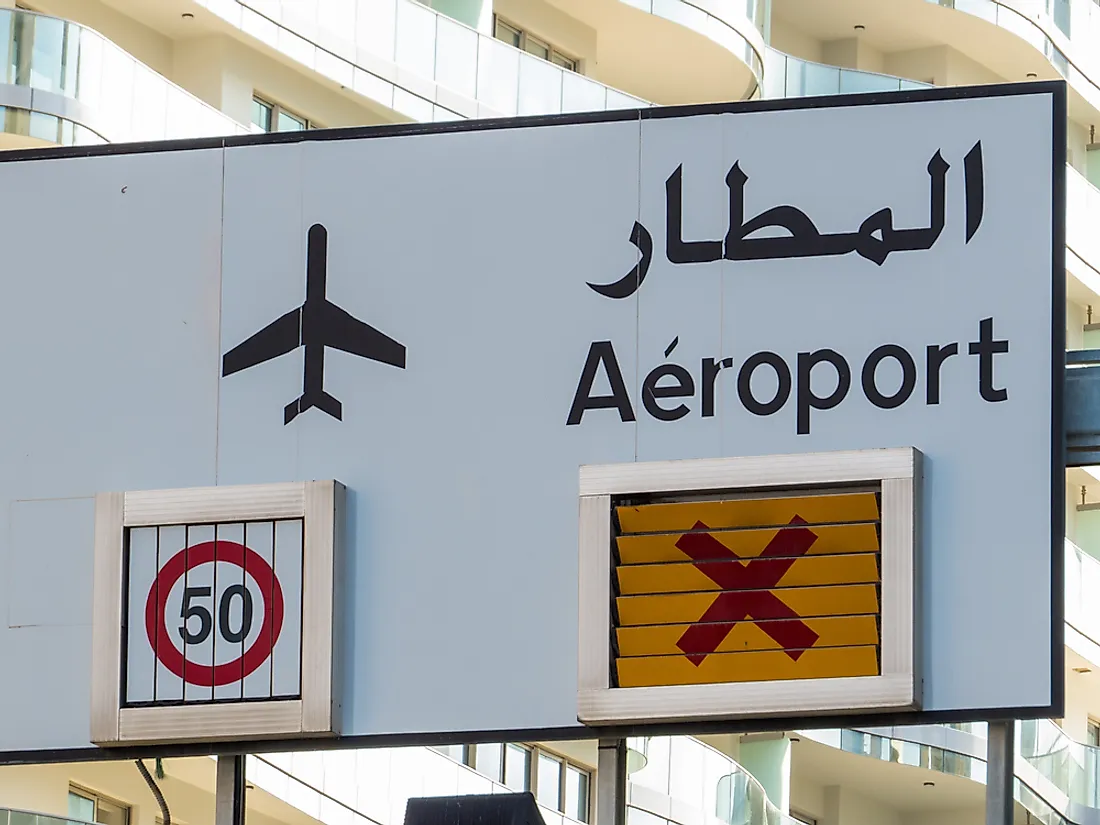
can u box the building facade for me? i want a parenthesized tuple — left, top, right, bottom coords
(0, 0, 1098, 824)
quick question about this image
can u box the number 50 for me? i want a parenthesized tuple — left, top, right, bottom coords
(178, 585, 254, 645)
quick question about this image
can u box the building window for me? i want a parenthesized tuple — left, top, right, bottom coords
(251, 95, 310, 133)
(564, 764, 590, 823)
(1088, 718, 1100, 747)
(430, 744, 470, 763)
(503, 743, 531, 791)
(68, 788, 130, 825)
(433, 742, 591, 822)
(492, 16, 577, 72)
(472, 742, 503, 783)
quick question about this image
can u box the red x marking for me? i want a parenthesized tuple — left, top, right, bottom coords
(674, 517, 820, 665)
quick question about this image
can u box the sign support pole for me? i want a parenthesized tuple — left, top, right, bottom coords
(597, 739, 626, 825)
(985, 721, 1014, 825)
(215, 754, 246, 825)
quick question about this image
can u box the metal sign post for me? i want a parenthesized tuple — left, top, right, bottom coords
(985, 721, 1014, 825)
(215, 754, 246, 825)
(596, 740, 626, 825)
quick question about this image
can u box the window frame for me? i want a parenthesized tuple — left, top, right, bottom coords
(68, 785, 131, 825)
(433, 741, 592, 822)
(1088, 717, 1100, 747)
(251, 94, 312, 133)
(528, 744, 591, 822)
(491, 15, 578, 72)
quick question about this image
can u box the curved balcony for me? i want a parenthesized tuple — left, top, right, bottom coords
(192, 0, 761, 122)
(771, 0, 1100, 123)
(530, 0, 764, 104)
(800, 719, 1100, 825)
(763, 48, 932, 98)
(192, 0, 648, 122)
(0, 8, 244, 149)
(626, 736, 801, 825)
(930, 0, 1100, 114)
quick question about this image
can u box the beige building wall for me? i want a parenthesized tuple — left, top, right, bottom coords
(769, 17, 822, 62)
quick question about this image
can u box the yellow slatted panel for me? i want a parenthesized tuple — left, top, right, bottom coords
(615, 645, 879, 687)
(617, 523, 879, 565)
(616, 584, 879, 626)
(617, 493, 879, 533)
(616, 615, 879, 657)
(615, 553, 880, 595)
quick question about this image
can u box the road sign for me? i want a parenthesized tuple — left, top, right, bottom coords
(613, 492, 882, 684)
(90, 482, 342, 746)
(0, 81, 1063, 758)
(579, 448, 918, 723)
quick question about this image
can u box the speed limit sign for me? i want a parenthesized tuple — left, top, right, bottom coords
(146, 539, 284, 688)
(127, 524, 298, 703)
(91, 481, 343, 746)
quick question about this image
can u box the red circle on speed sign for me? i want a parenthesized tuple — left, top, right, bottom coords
(145, 541, 285, 687)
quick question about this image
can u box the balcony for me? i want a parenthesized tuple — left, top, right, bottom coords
(247, 747, 589, 825)
(1067, 537, 1100, 648)
(244, 736, 798, 825)
(0, 8, 244, 149)
(771, 0, 1100, 125)
(763, 49, 931, 97)
(530, 0, 764, 104)
(0, 811, 88, 825)
(190, 0, 648, 122)
(626, 736, 801, 825)
(1067, 164, 1100, 303)
(929, 0, 1100, 113)
(800, 719, 1100, 825)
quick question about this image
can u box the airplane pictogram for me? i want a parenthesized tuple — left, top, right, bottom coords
(675, 517, 821, 664)
(222, 223, 406, 424)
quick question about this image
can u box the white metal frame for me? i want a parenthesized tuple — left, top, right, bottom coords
(577, 448, 921, 726)
(90, 480, 345, 746)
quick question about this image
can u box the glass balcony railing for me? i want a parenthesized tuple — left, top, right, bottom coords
(805, 716, 1100, 825)
(1067, 165, 1100, 276)
(0, 8, 244, 147)
(1019, 718, 1100, 811)
(247, 748, 589, 825)
(620, 0, 765, 83)
(763, 49, 932, 98)
(627, 736, 801, 825)
(1066, 536, 1100, 642)
(0, 810, 95, 825)
(197, 0, 648, 123)
(933, 0, 1100, 45)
